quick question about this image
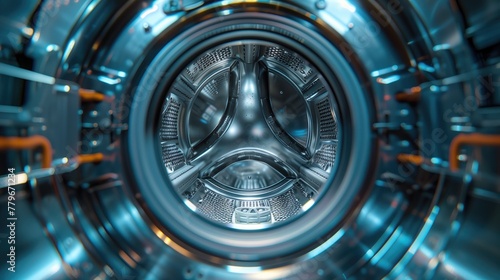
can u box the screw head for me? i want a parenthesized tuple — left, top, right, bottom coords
(143, 22, 151, 32)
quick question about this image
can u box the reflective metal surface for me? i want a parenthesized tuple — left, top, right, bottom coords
(160, 41, 339, 228)
(0, 0, 499, 279)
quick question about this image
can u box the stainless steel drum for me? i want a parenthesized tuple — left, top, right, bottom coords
(159, 41, 343, 229)
(0, 0, 499, 279)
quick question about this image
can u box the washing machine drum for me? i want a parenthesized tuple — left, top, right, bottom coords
(4, 0, 500, 279)
(125, 9, 373, 264)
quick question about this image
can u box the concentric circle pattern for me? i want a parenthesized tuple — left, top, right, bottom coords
(1, 0, 499, 279)
(160, 42, 340, 229)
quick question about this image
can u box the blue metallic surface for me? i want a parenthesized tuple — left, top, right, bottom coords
(0, 0, 499, 279)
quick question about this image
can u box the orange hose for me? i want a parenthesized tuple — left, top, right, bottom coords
(450, 133, 500, 171)
(396, 86, 421, 103)
(79, 88, 105, 102)
(75, 153, 104, 165)
(397, 154, 424, 166)
(0, 135, 52, 168)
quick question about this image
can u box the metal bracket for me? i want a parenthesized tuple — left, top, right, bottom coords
(163, 0, 204, 14)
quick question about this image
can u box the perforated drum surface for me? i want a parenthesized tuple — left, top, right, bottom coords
(159, 42, 340, 229)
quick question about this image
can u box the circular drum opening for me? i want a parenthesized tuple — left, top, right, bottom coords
(127, 9, 373, 261)
(160, 41, 341, 230)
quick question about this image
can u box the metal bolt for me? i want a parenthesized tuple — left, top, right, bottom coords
(143, 22, 151, 33)
(316, 0, 326, 10)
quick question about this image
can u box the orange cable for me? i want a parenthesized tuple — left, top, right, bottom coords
(450, 133, 500, 171)
(395, 86, 421, 103)
(0, 135, 52, 168)
(79, 88, 105, 102)
(397, 154, 424, 166)
(74, 153, 104, 165)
